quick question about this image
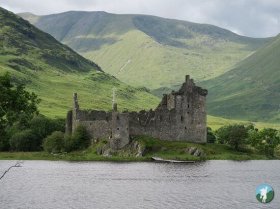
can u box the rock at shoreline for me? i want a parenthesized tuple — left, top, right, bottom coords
(186, 147, 205, 157)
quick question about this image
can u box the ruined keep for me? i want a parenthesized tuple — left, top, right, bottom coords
(65, 75, 208, 149)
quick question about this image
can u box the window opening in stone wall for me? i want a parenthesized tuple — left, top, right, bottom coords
(159, 115, 163, 121)
(117, 115, 120, 120)
(117, 128, 119, 130)
(181, 116, 184, 122)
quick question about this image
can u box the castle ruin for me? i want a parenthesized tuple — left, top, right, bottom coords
(65, 75, 208, 149)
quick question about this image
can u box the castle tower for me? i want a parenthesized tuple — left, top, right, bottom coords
(110, 88, 130, 150)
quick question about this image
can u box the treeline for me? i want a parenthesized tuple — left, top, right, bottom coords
(207, 124, 280, 157)
(0, 114, 64, 151)
(0, 73, 90, 153)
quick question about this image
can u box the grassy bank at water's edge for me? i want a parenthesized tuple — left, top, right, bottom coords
(0, 136, 277, 161)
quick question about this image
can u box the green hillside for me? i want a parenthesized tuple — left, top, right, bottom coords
(19, 11, 270, 89)
(201, 35, 280, 123)
(0, 7, 160, 118)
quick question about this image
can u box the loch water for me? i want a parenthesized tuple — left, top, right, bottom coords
(0, 160, 279, 209)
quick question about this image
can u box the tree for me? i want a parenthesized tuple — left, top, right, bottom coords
(0, 73, 40, 126)
(43, 131, 65, 153)
(65, 125, 90, 151)
(9, 129, 38, 151)
(216, 124, 248, 150)
(248, 128, 280, 156)
(0, 73, 40, 150)
(29, 115, 64, 142)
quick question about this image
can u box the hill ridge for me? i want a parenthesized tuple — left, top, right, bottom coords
(19, 11, 271, 89)
(0, 7, 160, 117)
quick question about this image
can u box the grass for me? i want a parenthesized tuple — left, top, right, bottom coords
(0, 136, 276, 161)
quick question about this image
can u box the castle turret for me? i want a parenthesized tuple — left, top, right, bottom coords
(72, 92, 79, 132)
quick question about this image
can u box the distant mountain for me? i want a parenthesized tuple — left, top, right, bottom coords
(201, 35, 280, 123)
(0, 8, 159, 117)
(19, 11, 270, 89)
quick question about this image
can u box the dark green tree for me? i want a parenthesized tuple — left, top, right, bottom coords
(65, 125, 90, 151)
(43, 131, 65, 153)
(0, 73, 40, 150)
(248, 128, 280, 156)
(216, 124, 248, 150)
(9, 129, 38, 151)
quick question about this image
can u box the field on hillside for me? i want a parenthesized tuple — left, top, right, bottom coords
(207, 115, 280, 130)
(202, 35, 280, 123)
(0, 65, 159, 118)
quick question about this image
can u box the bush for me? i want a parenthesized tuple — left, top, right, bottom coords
(275, 145, 280, 157)
(207, 127, 216, 143)
(43, 131, 65, 153)
(0, 129, 9, 151)
(65, 125, 90, 151)
(9, 129, 38, 151)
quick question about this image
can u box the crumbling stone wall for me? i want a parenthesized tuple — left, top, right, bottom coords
(128, 75, 207, 142)
(65, 75, 208, 147)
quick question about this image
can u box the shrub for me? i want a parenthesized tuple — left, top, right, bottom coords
(207, 127, 216, 143)
(275, 145, 280, 157)
(9, 129, 38, 151)
(0, 129, 9, 151)
(43, 131, 65, 153)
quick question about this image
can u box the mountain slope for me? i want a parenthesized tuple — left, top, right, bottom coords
(19, 11, 270, 89)
(0, 7, 159, 117)
(201, 35, 280, 123)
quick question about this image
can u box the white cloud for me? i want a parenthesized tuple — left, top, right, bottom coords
(0, 0, 279, 37)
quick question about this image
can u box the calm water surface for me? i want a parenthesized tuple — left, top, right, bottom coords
(0, 160, 279, 209)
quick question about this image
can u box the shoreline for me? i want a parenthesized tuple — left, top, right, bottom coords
(0, 151, 277, 162)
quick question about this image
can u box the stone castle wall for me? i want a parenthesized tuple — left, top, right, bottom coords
(65, 75, 208, 147)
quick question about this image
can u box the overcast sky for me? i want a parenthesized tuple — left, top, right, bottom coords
(0, 0, 279, 38)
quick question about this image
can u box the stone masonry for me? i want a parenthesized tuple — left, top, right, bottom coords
(65, 75, 208, 149)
